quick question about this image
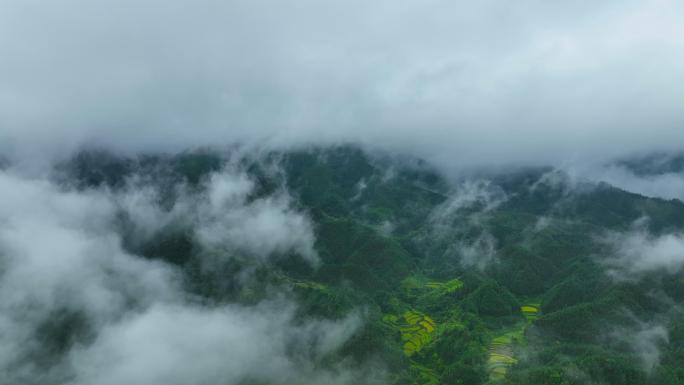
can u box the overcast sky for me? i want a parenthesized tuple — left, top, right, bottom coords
(1, 0, 683, 168)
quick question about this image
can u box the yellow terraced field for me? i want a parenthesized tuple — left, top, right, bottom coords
(487, 318, 533, 382)
(384, 310, 437, 357)
(488, 335, 518, 382)
(424, 278, 463, 293)
(401, 311, 436, 356)
(521, 303, 541, 321)
(489, 353, 518, 365)
(491, 366, 508, 381)
(491, 335, 512, 345)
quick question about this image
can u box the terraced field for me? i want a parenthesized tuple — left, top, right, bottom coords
(487, 303, 541, 382)
(424, 278, 463, 293)
(487, 331, 521, 381)
(397, 311, 436, 356)
(521, 303, 541, 322)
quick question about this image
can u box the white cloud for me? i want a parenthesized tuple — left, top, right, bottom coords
(456, 232, 498, 270)
(0, 171, 179, 382)
(67, 302, 366, 385)
(606, 314, 669, 373)
(195, 171, 317, 262)
(427, 180, 505, 269)
(0, 0, 683, 170)
(631, 323, 669, 373)
(0, 169, 361, 384)
(570, 164, 684, 201)
(431, 180, 506, 221)
(603, 223, 684, 276)
(111, 165, 318, 262)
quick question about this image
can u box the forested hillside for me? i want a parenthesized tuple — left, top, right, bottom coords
(44, 145, 684, 385)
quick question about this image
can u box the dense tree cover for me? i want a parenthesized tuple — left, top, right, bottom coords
(54, 146, 684, 385)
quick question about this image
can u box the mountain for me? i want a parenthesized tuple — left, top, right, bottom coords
(10, 145, 684, 385)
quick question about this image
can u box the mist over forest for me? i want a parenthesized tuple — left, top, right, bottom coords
(1, 1, 684, 384)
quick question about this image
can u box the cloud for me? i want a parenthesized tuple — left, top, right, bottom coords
(1, 0, 684, 170)
(112, 164, 318, 263)
(0, 170, 179, 382)
(194, 170, 318, 262)
(602, 221, 684, 277)
(606, 314, 669, 373)
(0, 168, 363, 384)
(456, 232, 498, 270)
(629, 322, 669, 373)
(567, 163, 684, 201)
(431, 180, 507, 221)
(67, 302, 367, 385)
(426, 180, 505, 268)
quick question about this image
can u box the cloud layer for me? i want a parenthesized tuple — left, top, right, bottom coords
(115, 165, 318, 262)
(0, 166, 362, 385)
(1, 0, 684, 169)
(603, 221, 684, 277)
(67, 302, 365, 385)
